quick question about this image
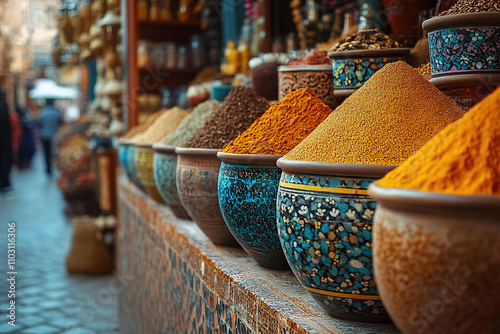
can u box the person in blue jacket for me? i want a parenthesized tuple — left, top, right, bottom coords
(38, 99, 63, 175)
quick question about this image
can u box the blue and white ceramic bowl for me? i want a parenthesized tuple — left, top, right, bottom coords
(276, 158, 396, 322)
(217, 152, 289, 269)
(423, 13, 500, 78)
(126, 144, 145, 190)
(328, 48, 410, 89)
(153, 144, 191, 219)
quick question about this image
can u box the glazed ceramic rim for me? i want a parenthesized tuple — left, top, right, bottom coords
(333, 88, 358, 98)
(430, 73, 500, 89)
(217, 152, 282, 165)
(327, 48, 410, 59)
(152, 143, 176, 155)
(369, 183, 500, 217)
(134, 143, 153, 149)
(423, 12, 500, 32)
(278, 65, 332, 72)
(118, 139, 132, 146)
(277, 158, 396, 178)
(175, 147, 221, 158)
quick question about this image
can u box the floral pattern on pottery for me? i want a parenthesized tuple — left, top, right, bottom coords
(429, 27, 500, 75)
(218, 163, 289, 269)
(278, 70, 337, 109)
(127, 146, 143, 189)
(333, 57, 405, 88)
(277, 171, 389, 322)
(153, 152, 181, 205)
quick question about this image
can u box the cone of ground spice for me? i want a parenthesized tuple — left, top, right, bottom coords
(377, 87, 500, 195)
(221, 88, 332, 155)
(120, 109, 166, 140)
(183, 86, 270, 149)
(131, 107, 190, 145)
(161, 100, 220, 147)
(284, 61, 465, 165)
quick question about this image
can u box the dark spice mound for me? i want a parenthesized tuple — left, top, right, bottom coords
(329, 29, 400, 52)
(183, 86, 270, 149)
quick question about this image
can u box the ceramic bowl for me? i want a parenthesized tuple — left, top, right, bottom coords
(126, 144, 145, 190)
(278, 65, 338, 109)
(217, 152, 288, 269)
(430, 73, 500, 110)
(423, 13, 500, 78)
(175, 148, 239, 246)
(152, 144, 191, 220)
(134, 143, 165, 204)
(118, 141, 131, 179)
(328, 48, 410, 89)
(276, 158, 396, 322)
(369, 184, 500, 334)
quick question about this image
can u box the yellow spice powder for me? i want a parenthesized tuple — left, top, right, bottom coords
(131, 107, 190, 144)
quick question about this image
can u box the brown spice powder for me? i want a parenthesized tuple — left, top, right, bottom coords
(131, 107, 190, 144)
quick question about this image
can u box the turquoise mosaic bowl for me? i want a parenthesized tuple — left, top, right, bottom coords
(276, 158, 396, 322)
(423, 13, 500, 78)
(328, 48, 410, 89)
(217, 152, 289, 270)
(118, 141, 131, 179)
(153, 144, 191, 219)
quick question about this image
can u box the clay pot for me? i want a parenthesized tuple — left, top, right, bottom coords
(175, 148, 239, 246)
(135, 144, 165, 204)
(276, 158, 396, 322)
(152, 144, 191, 220)
(430, 74, 500, 110)
(383, 0, 434, 35)
(217, 152, 288, 269)
(328, 48, 410, 90)
(423, 13, 500, 78)
(278, 65, 338, 109)
(369, 183, 500, 334)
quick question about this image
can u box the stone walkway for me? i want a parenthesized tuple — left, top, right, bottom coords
(0, 151, 119, 333)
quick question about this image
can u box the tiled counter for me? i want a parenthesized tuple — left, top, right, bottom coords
(117, 178, 399, 333)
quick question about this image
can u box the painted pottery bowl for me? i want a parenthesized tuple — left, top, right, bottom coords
(369, 184, 500, 334)
(134, 143, 165, 204)
(217, 152, 289, 269)
(423, 13, 500, 78)
(276, 159, 396, 322)
(118, 141, 131, 179)
(152, 144, 191, 220)
(175, 148, 239, 246)
(126, 144, 145, 190)
(278, 65, 338, 109)
(328, 48, 410, 88)
(430, 74, 500, 110)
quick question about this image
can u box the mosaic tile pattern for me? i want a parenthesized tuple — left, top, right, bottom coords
(277, 172, 390, 322)
(333, 57, 405, 88)
(118, 178, 400, 333)
(218, 163, 288, 269)
(429, 26, 500, 75)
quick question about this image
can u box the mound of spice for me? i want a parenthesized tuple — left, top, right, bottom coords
(288, 51, 332, 65)
(415, 63, 431, 75)
(378, 87, 500, 195)
(183, 86, 270, 149)
(439, 0, 500, 15)
(284, 62, 465, 165)
(162, 100, 220, 146)
(121, 109, 165, 140)
(131, 107, 190, 144)
(329, 29, 400, 52)
(222, 88, 332, 155)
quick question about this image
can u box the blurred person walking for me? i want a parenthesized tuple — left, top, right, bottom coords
(0, 90, 12, 192)
(38, 99, 63, 175)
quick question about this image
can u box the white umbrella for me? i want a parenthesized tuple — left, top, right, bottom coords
(29, 80, 78, 100)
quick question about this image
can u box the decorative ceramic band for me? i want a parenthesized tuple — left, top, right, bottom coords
(303, 286, 381, 300)
(428, 26, 500, 76)
(280, 182, 369, 196)
(333, 57, 405, 88)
